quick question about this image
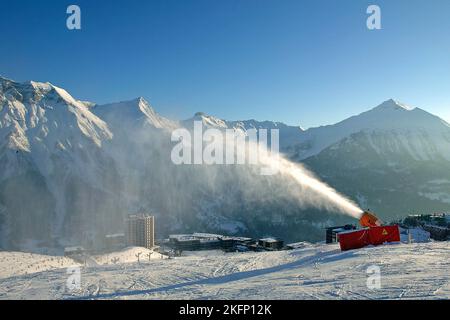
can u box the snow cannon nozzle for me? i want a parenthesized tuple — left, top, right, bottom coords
(359, 210, 382, 228)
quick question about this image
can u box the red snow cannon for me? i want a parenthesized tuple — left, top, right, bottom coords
(338, 210, 400, 251)
(367, 225, 401, 246)
(338, 229, 370, 251)
(359, 210, 382, 228)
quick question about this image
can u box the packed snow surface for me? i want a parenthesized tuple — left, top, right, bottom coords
(0, 251, 80, 279)
(0, 242, 448, 300)
(92, 247, 167, 265)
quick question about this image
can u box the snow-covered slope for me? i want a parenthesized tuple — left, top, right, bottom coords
(1, 75, 450, 250)
(0, 76, 113, 185)
(92, 247, 167, 265)
(0, 241, 448, 300)
(0, 251, 79, 279)
(295, 100, 450, 222)
(292, 99, 450, 161)
(184, 112, 229, 129)
(0, 77, 121, 249)
(93, 97, 178, 132)
(183, 112, 305, 148)
(0, 76, 111, 154)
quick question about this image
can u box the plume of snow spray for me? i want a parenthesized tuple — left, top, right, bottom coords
(169, 124, 364, 219)
(253, 142, 364, 219)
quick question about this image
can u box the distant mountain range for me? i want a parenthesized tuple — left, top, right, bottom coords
(1, 76, 450, 251)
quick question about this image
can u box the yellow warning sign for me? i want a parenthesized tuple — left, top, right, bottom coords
(382, 229, 388, 236)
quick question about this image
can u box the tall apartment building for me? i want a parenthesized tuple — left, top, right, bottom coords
(126, 214, 155, 249)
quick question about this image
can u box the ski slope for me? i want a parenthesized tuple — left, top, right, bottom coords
(0, 251, 80, 279)
(92, 247, 167, 266)
(0, 242, 448, 300)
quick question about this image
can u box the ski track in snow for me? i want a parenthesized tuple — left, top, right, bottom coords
(0, 242, 449, 300)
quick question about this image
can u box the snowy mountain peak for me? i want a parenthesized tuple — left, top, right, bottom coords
(1, 78, 89, 112)
(132, 96, 151, 109)
(230, 119, 304, 131)
(0, 77, 112, 154)
(93, 97, 178, 131)
(29, 80, 53, 92)
(190, 112, 228, 128)
(182, 113, 305, 148)
(293, 99, 450, 161)
(374, 99, 415, 111)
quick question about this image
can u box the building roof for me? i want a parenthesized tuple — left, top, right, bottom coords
(192, 233, 223, 239)
(169, 234, 200, 241)
(259, 238, 281, 243)
(220, 236, 253, 242)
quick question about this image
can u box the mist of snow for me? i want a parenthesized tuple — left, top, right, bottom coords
(254, 145, 364, 218)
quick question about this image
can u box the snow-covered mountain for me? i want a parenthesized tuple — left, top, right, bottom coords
(183, 112, 229, 129)
(1, 76, 450, 251)
(0, 77, 121, 249)
(93, 97, 178, 133)
(294, 100, 450, 221)
(290, 99, 450, 161)
(183, 112, 305, 148)
(0, 77, 111, 158)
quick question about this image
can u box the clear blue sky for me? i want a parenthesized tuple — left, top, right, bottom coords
(1, 0, 450, 127)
